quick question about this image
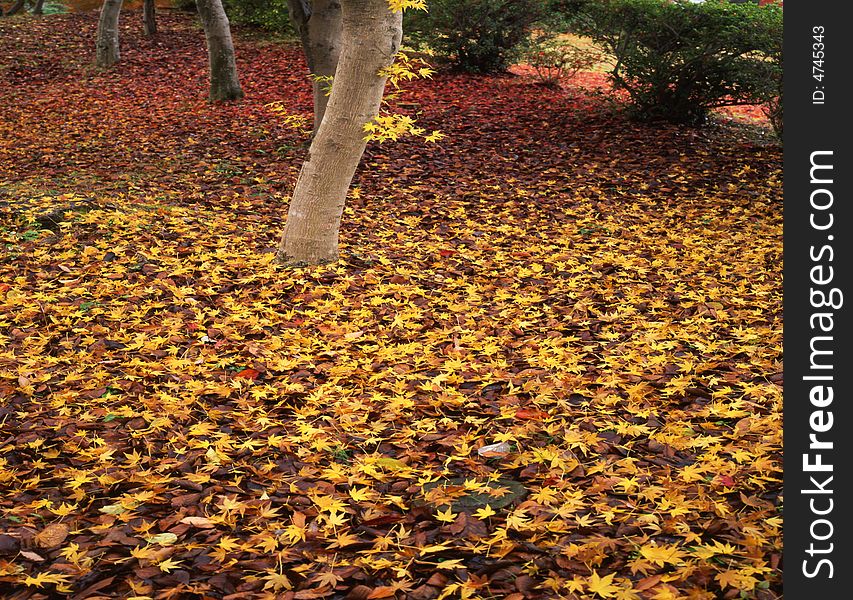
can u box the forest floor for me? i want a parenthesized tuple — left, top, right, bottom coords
(0, 9, 782, 600)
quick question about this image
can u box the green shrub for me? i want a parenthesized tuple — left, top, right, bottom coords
(171, 0, 295, 35)
(224, 0, 295, 35)
(404, 0, 553, 73)
(573, 0, 783, 125)
(171, 0, 197, 12)
(522, 40, 602, 87)
(37, 1, 67, 14)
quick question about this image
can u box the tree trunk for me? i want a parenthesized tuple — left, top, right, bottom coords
(277, 0, 402, 265)
(95, 0, 124, 68)
(33, 0, 46, 14)
(287, 0, 342, 135)
(3, 0, 26, 16)
(196, 0, 244, 102)
(143, 0, 157, 36)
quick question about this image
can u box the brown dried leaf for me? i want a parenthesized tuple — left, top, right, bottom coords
(179, 516, 215, 528)
(367, 587, 398, 599)
(20, 550, 46, 562)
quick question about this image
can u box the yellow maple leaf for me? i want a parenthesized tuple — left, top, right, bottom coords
(473, 504, 496, 520)
(22, 572, 70, 588)
(312, 494, 348, 514)
(281, 523, 306, 544)
(387, 1, 427, 13)
(692, 540, 738, 560)
(262, 571, 293, 592)
(349, 487, 373, 502)
(587, 571, 619, 598)
(157, 557, 182, 573)
(328, 531, 361, 548)
(314, 571, 342, 588)
(435, 506, 457, 523)
(49, 502, 78, 517)
(715, 570, 740, 590)
(434, 558, 465, 570)
(256, 534, 279, 553)
(217, 536, 241, 552)
(322, 511, 348, 528)
(424, 130, 446, 143)
(420, 543, 451, 554)
(639, 543, 686, 567)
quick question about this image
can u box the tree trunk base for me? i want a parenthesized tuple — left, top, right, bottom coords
(197, 0, 244, 103)
(143, 0, 157, 36)
(274, 253, 339, 268)
(209, 88, 245, 102)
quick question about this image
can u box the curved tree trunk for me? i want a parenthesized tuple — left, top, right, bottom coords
(3, 0, 26, 16)
(95, 0, 124, 68)
(277, 0, 402, 265)
(143, 0, 157, 36)
(287, 0, 342, 135)
(33, 0, 46, 15)
(196, 0, 243, 102)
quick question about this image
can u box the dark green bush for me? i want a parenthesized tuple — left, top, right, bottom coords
(573, 0, 782, 125)
(171, 0, 197, 12)
(404, 0, 554, 73)
(172, 0, 295, 35)
(223, 0, 295, 34)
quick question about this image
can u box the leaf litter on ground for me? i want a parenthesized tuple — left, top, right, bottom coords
(0, 10, 781, 600)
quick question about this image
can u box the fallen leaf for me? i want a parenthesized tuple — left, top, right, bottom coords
(234, 368, 261, 380)
(477, 441, 511, 457)
(179, 516, 215, 528)
(145, 533, 178, 546)
(35, 523, 69, 548)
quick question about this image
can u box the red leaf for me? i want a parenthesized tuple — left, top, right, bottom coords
(515, 408, 548, 420)
(367, 587, 397, 599)
(234, 368, 261, 380)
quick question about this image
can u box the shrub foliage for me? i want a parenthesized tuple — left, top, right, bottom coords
(172, 0, 296, 35)
(522, 40, 602, 88)
(574, 0, 782, 124)
(224, 0, 295, 34)
(404, 0, 551, 73)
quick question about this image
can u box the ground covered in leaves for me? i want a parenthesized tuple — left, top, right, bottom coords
(0, 9, 782, 600)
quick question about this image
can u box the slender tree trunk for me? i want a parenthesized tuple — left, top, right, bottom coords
(287, 0, 342, 135)
(143, 0, 157, 36)
(33, 0, 46, 14)
(95, 0, 124, 68)
(3, 0, 26, 16)
(277, 0, 402, 265)
(196, 0, 243, 102)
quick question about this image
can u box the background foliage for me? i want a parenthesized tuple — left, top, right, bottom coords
(403, 0, 556, 73)
(223, 0, 295, 35)
(571, 0, 783, 124)
(170, 0, 295, 35)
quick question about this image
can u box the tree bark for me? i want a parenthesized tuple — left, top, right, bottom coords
(143, 0, 157, 36)
(196, 0, 244, 102)
(95, 0, 124, 68)
(33, 0, 46, 14)
(287, 0, 342, 135)
(3, 0, 26, 16)
(277, 0, 402, 265)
